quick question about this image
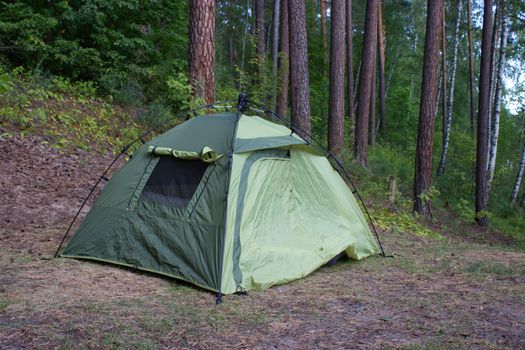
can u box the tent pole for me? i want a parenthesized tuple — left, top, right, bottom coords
(248, 101, 387, 257)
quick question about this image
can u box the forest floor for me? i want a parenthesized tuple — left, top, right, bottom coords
(1, 133, 525, 350)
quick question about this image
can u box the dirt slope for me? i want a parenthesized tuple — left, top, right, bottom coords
(1, 133, 524, 349)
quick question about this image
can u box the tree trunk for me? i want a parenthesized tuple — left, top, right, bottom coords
(277, 0, 289, 117)
(272, 0, 281, 110)
(369, 48, 377, 146)
(377, 0, 387, 139)
(355, 0, 379, 167)
(487, 2, 500, 158)
(347, 0, 354, 133)
(440, 6, 447, 153)
(320, 0, 328, 78)
(413, 0, 443, 217)
(466, 0, 476, 136)
(289, 0, 312, 140)
(256, 0, 266, 61)
(475, 0, 493, 226)
(510, 143, 525, 205)
(189, 0, 216, 104)
(437, 0, 463, 176)
(328, 0, 346, 157)
(240, 0, 251, 74)
(488, 0, 509, 189)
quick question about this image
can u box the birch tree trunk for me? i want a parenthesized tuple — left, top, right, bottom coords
(377, 0, 387, 138)
(413, 0, 443, 217)
(488, 1, 509, 189)
(328, 0, 346, 157)
(437, 0, 463, 176)
(277, 0, 289, 117)
(466, 0, 476, 136)
(475, 0, 493, 226)
(189, 0, 216, 104)
(355, 0, 379, 167)
(510, 143, 525, 205)
(289, 0, 312, 140)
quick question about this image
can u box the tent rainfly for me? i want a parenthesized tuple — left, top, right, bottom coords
(60, 111, 380, 300)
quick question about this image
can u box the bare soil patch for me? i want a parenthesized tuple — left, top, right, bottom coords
(1, 134, 524, 349)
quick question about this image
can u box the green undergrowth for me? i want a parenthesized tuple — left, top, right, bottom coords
(0, 68, 143, 154)
(344, 144, 525, 247)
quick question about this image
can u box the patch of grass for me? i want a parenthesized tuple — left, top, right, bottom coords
(465, 261, 515, 276)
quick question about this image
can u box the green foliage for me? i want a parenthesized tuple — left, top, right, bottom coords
(0, 69, 141, 154)
(0, 0, 188, 109)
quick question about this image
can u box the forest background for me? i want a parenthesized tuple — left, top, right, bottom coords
(0, 0, 524, 242)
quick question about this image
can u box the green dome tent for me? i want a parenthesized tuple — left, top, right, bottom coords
(59, 110, 380, 300)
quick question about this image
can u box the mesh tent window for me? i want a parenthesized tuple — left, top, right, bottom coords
(140, 157, 209, 207)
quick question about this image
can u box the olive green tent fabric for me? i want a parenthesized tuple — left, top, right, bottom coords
(61, 113, 238, 292)
(61, 112, 379, 295)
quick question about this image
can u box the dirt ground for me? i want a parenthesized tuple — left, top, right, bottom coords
(1, 134, 524, 349)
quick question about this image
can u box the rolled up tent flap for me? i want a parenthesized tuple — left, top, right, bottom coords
(147, 145, 223, 163)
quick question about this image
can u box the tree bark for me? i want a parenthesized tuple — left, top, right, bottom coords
(277, 0, 289, 117)
(475, 0, 493, 226)
(488, 0, 509, 189)
(289, 0, 312, 140)
(440, 6, 447, 153)
(347, 0, 354, 132)
(437, 0, 463, 176)
(487, 2, 500, 158)
(355, 0, 379, 167)
(189, 0, 216, 104)
(369, 49, 377, 146)
(466, 0, 476, 136)
(377, 0, 387, 139)
(413, 0, 443, 217)
(272, 0, 281, 110)
(510, 143, 525, 205)
(255, 0, 266, 63)
(321, 0, 328, 78)
(328, 0, 346, 157)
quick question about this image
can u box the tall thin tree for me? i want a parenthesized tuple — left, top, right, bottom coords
(255, 0, 266, 62)
(369, 44, 377, 146)
(466, 0, 476, 136)
(377, 0, 387, 138)
(346, 0, 354, 139)
(510, 141, 525, 205)
(487, 2, 500, 157)
(328, 0, 346, 157)
(475, 0, 493, 226)
(320, 0, 328, 77)
(189, 0, 216, 104)
(413, 0, 443, 216)
(437, 0, 463, 176)
(488, 0, 509, 189)
(440, 5, 447, 158)
(272, 0, 281, 110)
(355, 0, 379, 166)
(289, 0, 312, 139)
(277, 0, 289, 117)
